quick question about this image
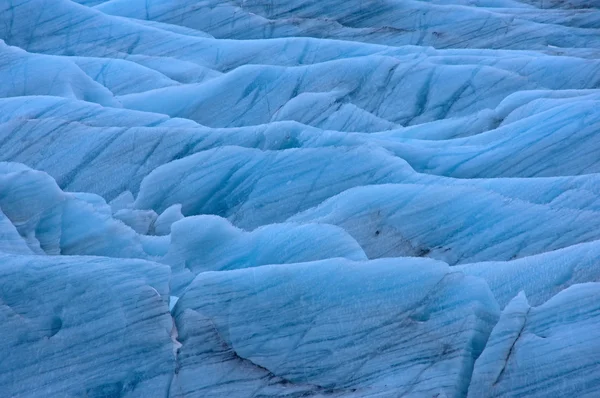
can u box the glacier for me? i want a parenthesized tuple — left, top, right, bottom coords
(0, 0, 599, 397)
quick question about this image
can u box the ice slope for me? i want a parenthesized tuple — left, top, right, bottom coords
(0, 0, 599, 396)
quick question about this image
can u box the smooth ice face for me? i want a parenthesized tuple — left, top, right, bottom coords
(0, 0, 599, 396)
(0, 201, 34, 255)
(0, 254, 176, 397)
(172, 258, 500, 397)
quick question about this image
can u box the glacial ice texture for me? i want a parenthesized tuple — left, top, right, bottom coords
(0, 0, 599, 397)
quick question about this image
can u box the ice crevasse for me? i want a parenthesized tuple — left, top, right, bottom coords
(0, 0, 599, 397)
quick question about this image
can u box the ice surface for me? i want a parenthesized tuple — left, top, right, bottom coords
(0, 0, 599, 396)
(0, 254, 176, 397)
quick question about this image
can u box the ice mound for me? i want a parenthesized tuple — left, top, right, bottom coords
(172, 258, 499, 397)
(164, 215, 366, 295)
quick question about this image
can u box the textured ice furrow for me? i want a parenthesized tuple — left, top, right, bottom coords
(118, 53, 600, 128)
(2, 90, 599, 201)
(7, 120, 598, 264)
(394, 99, 600, 177)
(2, 98, 600, 205)
(0, 0, 400, 71)
(96, 0, 600, 50)
(0, 0, 599, 396)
